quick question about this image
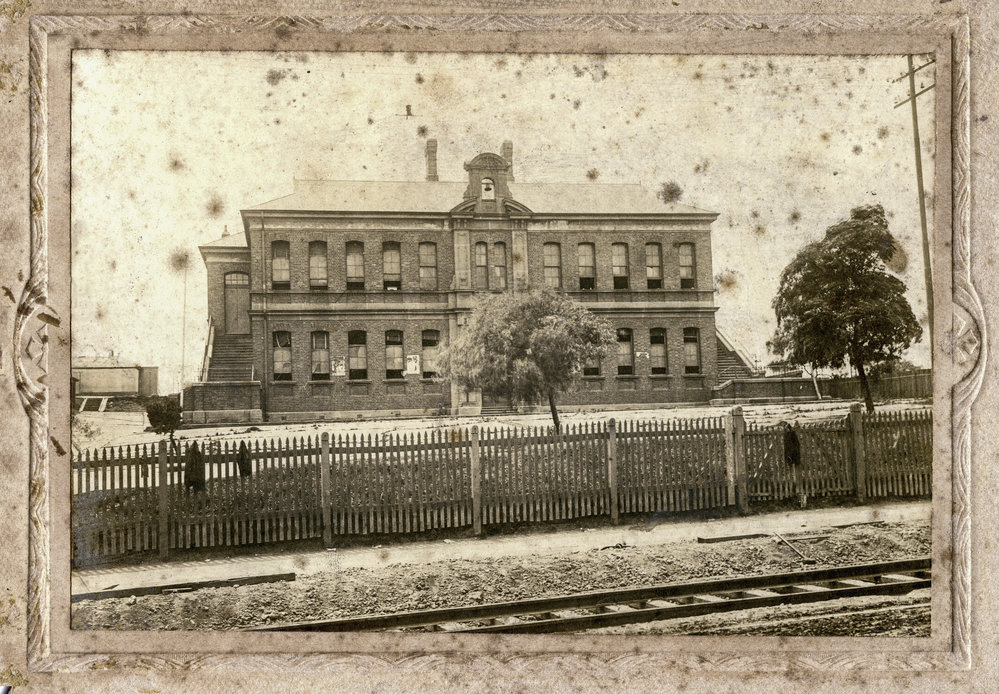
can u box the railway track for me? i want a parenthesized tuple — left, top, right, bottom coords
(250, 556, 930, 634)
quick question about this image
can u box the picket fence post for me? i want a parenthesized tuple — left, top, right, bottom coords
(320, 432, 333, 547)
(726, 407, 749, 514)
(848, 403, 867, 502)
(470, 426, 483, 537)
(157, 440, 169, 560)
(607, 419, 619, 524)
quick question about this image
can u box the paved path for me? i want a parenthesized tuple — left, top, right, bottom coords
(72, 500, 930, 597)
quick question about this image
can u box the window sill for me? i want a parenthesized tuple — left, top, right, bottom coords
(270, 380, 296, 385)
(346, 379, 372, 384)
(309, 379, 334, 384)
(649, 374, 672, 380)
(383, 378, 407, 384)
(683, 373, 704, 378)
(420, 377, 441, 383)
(615, 374, 639, 380)
(580, 375, 605, 380)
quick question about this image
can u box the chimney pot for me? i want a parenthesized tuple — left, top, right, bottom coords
(501, 140, 514, 181)
(425, 139, 439, 181)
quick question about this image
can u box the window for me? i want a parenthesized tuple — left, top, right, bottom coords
(311, 331, 330, 380)
(684, 327, 701, 374)
(346, 241, 364, 291)
(347, 330, 367, 380)
(224, 272, 249, 286)
(679, 243, 696, 289)
(271, 241, 290, 290)
(612, 243, 630, 290)
(492, 242, 507, 290)
(616, 328, 634, 375)
(419, 242, 438, 290)
(481, 177, 495, 201)
(583, 357, 601, 377)
(272, 331, 291, 381)
(474, 242, 489, 290)
(543, 243, 562, 288)
(646, 243, 663, 289)
(650, 328, 667, 375)
(421, 330, 440, 379)
(578, 243, 596, 290)
(382, 242, 402, 290)
(309, 241, 328, 289)
(385, 330, 404, 379)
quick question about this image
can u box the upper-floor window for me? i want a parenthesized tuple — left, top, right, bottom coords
(474, 242, 489, 290)
(612, 243, 630, 290)
(422, 330, 440, 379)
(311, 331, 330, 380)
(419, 242, 438, 291)
(543, 243, 562, 288)
(346, 241, 365, 291)
(616, 328, 634, 375)
(347, 330, 367, 380)
(492, 242, 508, 290)
(385, 330, 404, 379)
(646, 243, 663, 290)
(481, 177, 495, 201)
(683, 327, 701, 374)
(309, 241, 328, 290)
(272, 331, 291, 381)
(578, 243, 596, 291)
(650, 328, 667, 375)
(679, 243, 697, 289)
(383, 241, 402, 291)
(271, 241, 290, 291)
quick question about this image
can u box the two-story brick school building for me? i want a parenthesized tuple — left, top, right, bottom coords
(183, 141, 753, 424)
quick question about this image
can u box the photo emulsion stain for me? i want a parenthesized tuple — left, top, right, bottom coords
(68, 51, 933, 637)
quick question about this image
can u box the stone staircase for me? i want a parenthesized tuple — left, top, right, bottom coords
(715, 336, 754, 381)
(207, 334, 254, 381)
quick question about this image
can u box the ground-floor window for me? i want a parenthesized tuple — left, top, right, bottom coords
(650, 328, 667, 374)
(422, 330, 440, 379)
(385, 330, 404, 379)
(684, 327, 701, 374)
(583, 356, 601, 376)
(616, 328, 634, 375)
(348, 330, 368, 380)
(311, 331, 330, 380)
(272, 331, 292, 381)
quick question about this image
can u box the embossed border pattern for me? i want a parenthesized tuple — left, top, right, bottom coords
(21, 12, 982, 673)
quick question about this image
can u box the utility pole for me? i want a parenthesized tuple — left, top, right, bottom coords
(180, 263, 188, 406)
(894, 55, 935, 349)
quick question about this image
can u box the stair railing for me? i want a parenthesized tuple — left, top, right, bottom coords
(200, 317, 215, 381)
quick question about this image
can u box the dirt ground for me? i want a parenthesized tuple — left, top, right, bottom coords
(73, 398, 931, 451)
(71, 519, 930, 634)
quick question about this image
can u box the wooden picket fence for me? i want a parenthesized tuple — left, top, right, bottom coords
(71, 405, 932, 567)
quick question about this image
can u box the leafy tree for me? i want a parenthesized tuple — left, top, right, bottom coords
(440, 287, 616, 431)
(768, 204, 922, 413)
(145, 395, 183, 449)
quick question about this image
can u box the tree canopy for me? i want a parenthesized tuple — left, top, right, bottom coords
(145, 395, 183, 447)
(769, 204, 923, 412)
(441, 287, 616, 430)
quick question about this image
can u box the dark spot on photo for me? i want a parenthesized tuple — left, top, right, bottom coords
(573, 99, 581, 110)
(417, 125, 428, 137)
(657, 181, 683, 204)
(415, 73, 424, 84)
(853, 145, 863, 155)
(206, 194, 225, 217)
(820, 132, 831, 142)
(266, 69, 288, 86)
(788, 210, 801, 223)
(878, 126, 890, 139)
(586, 169, 599, 181)
(168, 156, 184, 172)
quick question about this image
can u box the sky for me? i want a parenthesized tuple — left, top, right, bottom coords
(71, 50, 935, 393)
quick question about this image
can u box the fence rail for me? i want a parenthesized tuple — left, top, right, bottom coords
(72, 405, 932, 567)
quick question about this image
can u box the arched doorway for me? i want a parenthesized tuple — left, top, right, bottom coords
(224, 272, 250, 334)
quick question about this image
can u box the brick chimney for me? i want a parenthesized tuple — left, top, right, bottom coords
(425, 139, 439, 181)
(501, 140, 514, 181)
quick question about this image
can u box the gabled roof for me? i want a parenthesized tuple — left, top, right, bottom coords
(201, 233, 248, 248)
(243, 178, 716, 217)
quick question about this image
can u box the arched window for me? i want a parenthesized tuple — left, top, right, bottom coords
(272, 331, 292, 381)
(616, 328, 634, 375)
(383, 241, 402, 290)
(612, 243, 630, 290)
(474, 242, 489, 290)
(679, 243, 697, 289)
(492, 242, 507, 290)
(481, 177, 495, 201)
(543, 243, 562, 288)
(346, 241, 364, 291)
(385, 330, 404, 379)
(421, 330, 440, 379)
(650, 328, 667, 374)
(309, 241, 328, 289)
(271, 241, 290, 290)
(577, 243, 596, 290)
(311, 331, 330, 380)
(347, 330, 367, 380)
(683, 327, 701, 374)
(645, 243, 662, 289)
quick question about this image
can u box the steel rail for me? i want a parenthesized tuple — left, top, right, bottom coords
(249, 556, 930, 633)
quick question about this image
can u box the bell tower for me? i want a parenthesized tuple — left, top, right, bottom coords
(463, 151, 513, 214)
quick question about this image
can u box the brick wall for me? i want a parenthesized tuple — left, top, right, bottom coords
(183, 382, 261, 411)
(205, 258, 251, 334)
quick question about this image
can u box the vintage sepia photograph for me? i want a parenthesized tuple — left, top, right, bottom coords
(68, 49, 935, 638)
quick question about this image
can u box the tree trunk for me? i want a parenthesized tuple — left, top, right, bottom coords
(856, 359, 875, 413)
(547, 390, 561, 433)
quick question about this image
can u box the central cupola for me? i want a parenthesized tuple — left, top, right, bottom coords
(463, 147, 513, 214)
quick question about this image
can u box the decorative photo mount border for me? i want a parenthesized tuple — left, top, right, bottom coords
(18, 11, 983, 674)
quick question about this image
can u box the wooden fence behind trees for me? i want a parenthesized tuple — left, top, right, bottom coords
(71, 405, 932, 567)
